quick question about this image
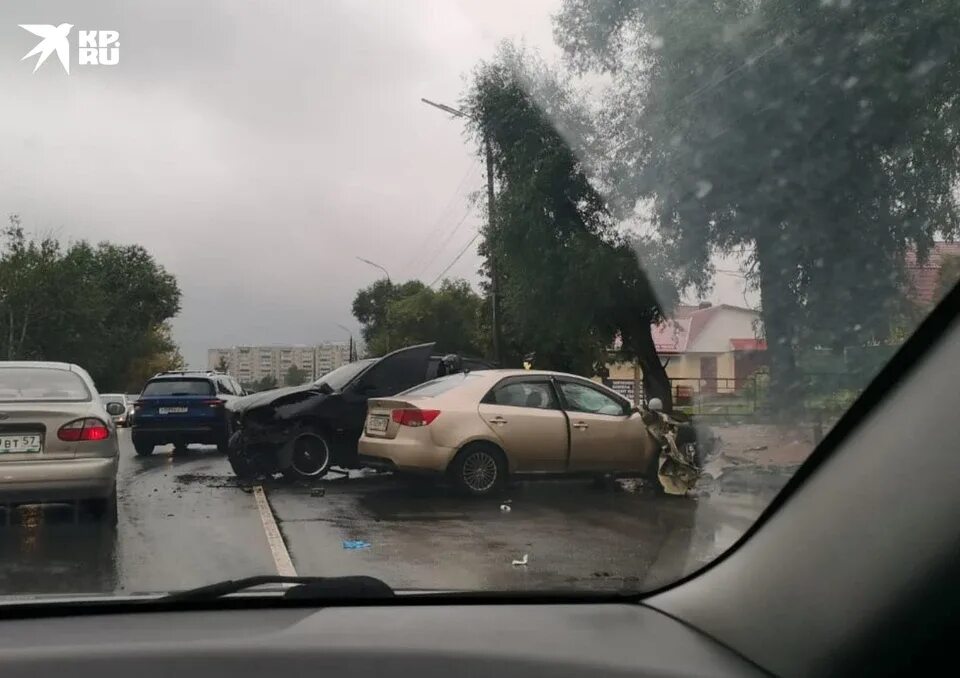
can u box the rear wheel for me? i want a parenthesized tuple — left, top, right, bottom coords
(281, 431, 332, 482)
(227, 431, 258, 480)
(449, 443, 506, 496)
(132, 436, 154, 456)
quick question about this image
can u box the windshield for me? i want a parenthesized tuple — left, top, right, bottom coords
(315, 359, 377, 391)
(2, 0, 958, 603)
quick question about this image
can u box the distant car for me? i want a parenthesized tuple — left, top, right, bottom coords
(0, 361, 120, 521)
(226, 343, 491, 482)
(131, 371, 245, 456)
(100, 393, 130, 427)
(359, 369, 676, 496)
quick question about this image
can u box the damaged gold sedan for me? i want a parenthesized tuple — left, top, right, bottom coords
(358, 369, 703, 496)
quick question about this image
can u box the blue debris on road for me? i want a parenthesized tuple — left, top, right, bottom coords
(342, 540, 371, 550)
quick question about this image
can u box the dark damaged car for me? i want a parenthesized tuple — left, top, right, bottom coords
(225, 343, 494, 481)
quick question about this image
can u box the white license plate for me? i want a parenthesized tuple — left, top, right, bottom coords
(0, 434, 42, 454)
(158, 407, 188, 414)
(367, 415, 389, 433)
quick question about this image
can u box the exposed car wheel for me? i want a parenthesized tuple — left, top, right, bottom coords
(84, 484, 118, 525)
(227, 431, 258, 480)
(450, 443, 505, 496)
(281, 431, 332, 482)
(132, 437, 154, 456)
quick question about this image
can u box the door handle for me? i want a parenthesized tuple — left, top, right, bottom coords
(572, 421, 589, 430)
(489, 416, 508, 425)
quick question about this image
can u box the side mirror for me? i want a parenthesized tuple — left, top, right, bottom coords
(105, 402, 125, 416)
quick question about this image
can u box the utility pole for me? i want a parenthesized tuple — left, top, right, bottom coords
(421, 97, 502, 365)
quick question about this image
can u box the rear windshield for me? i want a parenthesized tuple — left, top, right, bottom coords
(400, 373, 481, 398)
(0, 368, 91, 402)
(142, 379, 215, 397)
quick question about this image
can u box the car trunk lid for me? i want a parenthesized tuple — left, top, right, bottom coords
(365, 397, 434, 439)
(0, 402, 94, 460)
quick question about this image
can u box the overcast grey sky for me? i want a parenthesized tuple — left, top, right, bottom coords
(1, 0, 750, 368)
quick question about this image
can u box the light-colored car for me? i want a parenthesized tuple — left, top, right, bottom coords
(100, 393, 130, 426)
(358, 369, 659, 495)
(0, 361, 120, 521)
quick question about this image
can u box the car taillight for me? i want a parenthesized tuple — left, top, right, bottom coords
(391, 408, 441, 427)
(201, 399, 226, 408)
(58, 418, 110, 442)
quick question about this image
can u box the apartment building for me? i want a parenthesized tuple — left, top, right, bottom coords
(207, 342, 349, 385)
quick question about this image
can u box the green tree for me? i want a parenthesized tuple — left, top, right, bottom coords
(555, 0, 960, 407)
(353, 278, 487, 359)
(121, 322, 185, 392)
(0, 216, 183, 391)
(284, 364, 307, 386)
(215, 355, 230, 373)
(462, 45, 674, 403)
(256, 375, 278, 391)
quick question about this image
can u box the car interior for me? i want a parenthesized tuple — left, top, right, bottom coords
(1, 285, 956, 677)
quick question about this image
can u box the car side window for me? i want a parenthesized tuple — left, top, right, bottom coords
(216, 378, 232, 395)
(559, 381, 626, 416)
(486, 381, 558, 409)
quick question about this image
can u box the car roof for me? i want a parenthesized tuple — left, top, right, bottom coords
(467, 369, 598, 380)
(0, 361, 79, 371)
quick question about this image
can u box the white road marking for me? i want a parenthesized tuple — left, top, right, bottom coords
(253, 485, 297, 576)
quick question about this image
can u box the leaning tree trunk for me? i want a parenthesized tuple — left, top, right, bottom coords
(628, 321, 673, 412)
(755, 232, 802, 417)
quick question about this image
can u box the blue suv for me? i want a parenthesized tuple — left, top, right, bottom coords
(131, 371, 245, 456)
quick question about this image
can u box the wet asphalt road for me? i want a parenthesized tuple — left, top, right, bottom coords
(0, 430, 784, 596)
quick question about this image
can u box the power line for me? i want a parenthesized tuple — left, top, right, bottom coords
(428, 231, 480, 287)
(402, 158, 481, 275)
(418, 204, 475, 278)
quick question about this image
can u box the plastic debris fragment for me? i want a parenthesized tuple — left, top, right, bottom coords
(342, 540, 371, 550)
(512, 554, 528, 566)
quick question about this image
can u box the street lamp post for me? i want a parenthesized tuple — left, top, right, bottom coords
(355, 256, 393, 353)
(420, 97, 502, 366)
(335, 323, 356, 363)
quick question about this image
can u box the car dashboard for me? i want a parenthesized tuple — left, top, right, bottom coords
(0, 602, 760, 677)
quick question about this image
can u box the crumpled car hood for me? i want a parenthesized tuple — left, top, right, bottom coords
(229, 384, 320, 415)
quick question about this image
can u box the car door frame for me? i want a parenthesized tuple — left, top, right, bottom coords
(552, 376, 641, 472)
(479, 375, 570, 472)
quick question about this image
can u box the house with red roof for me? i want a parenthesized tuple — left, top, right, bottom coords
(606, 302, 766, 399)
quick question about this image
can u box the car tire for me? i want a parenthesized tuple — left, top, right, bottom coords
(281, 431, 332, 483)
(85, 484, 118, 525)
(227, 431, 258, 480)
(132, 437, 154, 456)
(449, 443, 506, 496)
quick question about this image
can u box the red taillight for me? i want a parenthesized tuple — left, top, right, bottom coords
(58, 418, 110, 442)
(201, 399, 225, 408)
(391, 408, 441, 427)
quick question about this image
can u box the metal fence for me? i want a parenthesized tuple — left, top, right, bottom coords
(609, 373, 865, 419)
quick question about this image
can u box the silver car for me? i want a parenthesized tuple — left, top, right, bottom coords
(0, 361, 120, 522)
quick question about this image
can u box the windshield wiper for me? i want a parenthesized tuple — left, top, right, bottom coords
(160, 575, 394, 602)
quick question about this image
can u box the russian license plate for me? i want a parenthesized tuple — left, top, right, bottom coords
(0, 434, 42, 454)
(367, 415, 389, 433)
(158, 407, 188, 415)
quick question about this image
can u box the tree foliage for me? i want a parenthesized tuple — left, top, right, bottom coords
(284, 363, 307, 386)
(0, 216, 183, 392)
(555, 0, 960, 405)
(462, 45, 673, 403)
(352, 278, 486, 358)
